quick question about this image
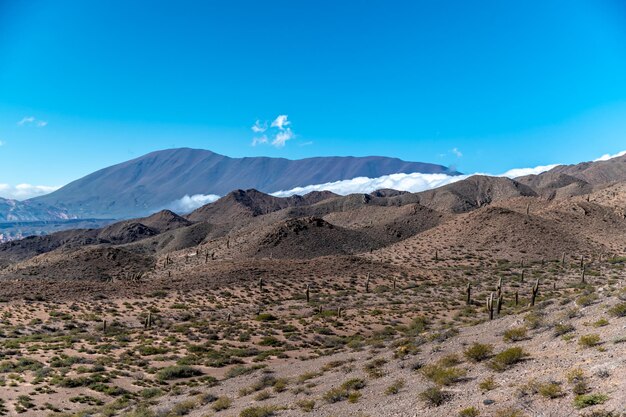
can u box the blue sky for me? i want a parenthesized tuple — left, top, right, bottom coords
(1, 0, 626, 198)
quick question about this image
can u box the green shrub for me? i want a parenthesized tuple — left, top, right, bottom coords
(239, 406, 278, 417)
(296, 399, 315, 412)
(479, 376, 497, 391)
(488, 347, 527, 372)
(574, 394, 608, 409)
(421, 364, 466, 386)
(538, 381, 563, 398)
(608, 303, 626, 317)
(156, 365, 202, 381)
(212, 396, 232, 411)
(579, 334, 601, 348)
(384, 378, 405, 395)
(464, 343, 493, 362)
(459, 407, 480, 417)
(553, 323, 575, 337)
(419, 386, 449, 406)
(503, 327, 527, 342)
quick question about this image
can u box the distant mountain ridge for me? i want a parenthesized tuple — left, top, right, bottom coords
(30, 148, 461, 218)
(0, 197, 72, 223)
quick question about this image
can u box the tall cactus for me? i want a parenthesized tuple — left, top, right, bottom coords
(466, 282, 471, 305)
(487, 293, 494, 320)
(531, 279, 539, 306)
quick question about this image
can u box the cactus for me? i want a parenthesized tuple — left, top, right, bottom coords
(337, 307, 342, 317)
(259, 278, 264, 292)
(580, 255, 584, 269)
(144, 312, 152, 329)
(526, 202, 530, 216)
(102, 319, 107, 334)
(520, 269, 525, 283)
(365, 273, 370, 293)
(531, 279, 539, 306)
(305, 284, 310, 303)
(205, 253, 209, 263)
(497, 293, 504, 315)
(581, 267, 586, 284)
(561, 252, 566, 267)
(393, 277, 397, 291)
(487, 293, 494, 320)
(435, 249, 439, 261)
(515, 290, 519, 306)
(466, 282, 471, 305)
(227, 312, 231, 322)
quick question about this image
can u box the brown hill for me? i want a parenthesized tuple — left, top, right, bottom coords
(186, 189, 337, 224)
(414, 175, 537, 213)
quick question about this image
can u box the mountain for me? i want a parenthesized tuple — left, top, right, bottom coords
(516, 153, 626, 198)
(0, 197, 73, 223)
(29, 148, 460, 218)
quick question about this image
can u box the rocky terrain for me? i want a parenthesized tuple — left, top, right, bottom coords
(0, 154, 625, 416)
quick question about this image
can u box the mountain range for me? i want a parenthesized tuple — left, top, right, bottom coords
(27, 148, 460, 219)
(1, 152, 624, 275)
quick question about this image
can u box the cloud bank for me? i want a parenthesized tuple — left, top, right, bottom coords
(594, 150, 626, 162)
(166, 193, 221, 213)
(0, 184, 61, 200)
(271, 164, 560, 198)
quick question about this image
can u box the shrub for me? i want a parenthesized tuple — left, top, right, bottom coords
(156, 365, 202, 381)
(503, 327, 527, 342)
(459, 406, 480, 417)
(385, 378, 405, 395)
(341, 378, 366, 391)
(419, 386, 449, 407)
(212, 396, 232, 411)
(488, 347, 526, 372)
(323, 387, 348, 403)
(579, 334, 601, 348)
(494, 408, 526, 417)
(576, 294, 598, 307)
(464, 343, 493, 362)
(479, 376, 497, 391)
(421, 364, 466, 386)
(296, 399, 315, 412)
(538, 381, 564, 399)
(240, 406, 278, 417)
(593, 318, 609, 327)
(574, 394, 609, 409)
(255, 313, 277, 321)
(553, 323, 575, 337)
(608, 303, 626, 317)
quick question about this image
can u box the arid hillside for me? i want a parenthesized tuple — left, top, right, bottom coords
(0, 155, 625, 417)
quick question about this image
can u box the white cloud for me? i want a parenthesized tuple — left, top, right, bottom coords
(166, 193, 220, 213)
(0, 184, 60, 200)
(271, 128, 294, 147)
(271, 163, 559, 198)
(594, 150, 626, 162)
(252, 135, 269, 146)
(271, 115, 290, 130)
(252, 114, 298, 148)
(499, 164, 560, 178)
(451, 147, 463, 157)
(17, 116, 47, 127)
(17, 116, 35, 126)
(251, 120, 267, 133)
